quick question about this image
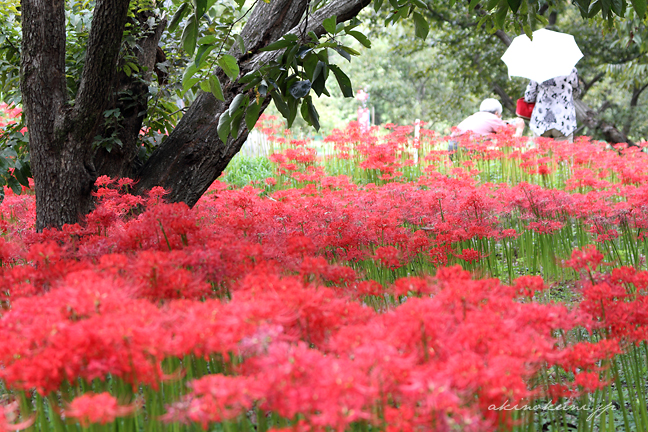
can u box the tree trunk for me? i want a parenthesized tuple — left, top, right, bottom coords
(21, 0, 131, 230)
(134, 0, 371, 206)
(93, 14, 168, 180)
(622, 82, 648, 137)
(574, 99, 635, 146)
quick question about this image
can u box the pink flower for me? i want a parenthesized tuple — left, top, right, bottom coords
(65, 393, 136, 427)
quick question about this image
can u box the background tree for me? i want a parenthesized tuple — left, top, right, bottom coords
(6, 0, 648, 230)
(330, 1, 648, 142)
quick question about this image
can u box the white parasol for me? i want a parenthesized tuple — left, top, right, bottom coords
(501, 29, 583, 83)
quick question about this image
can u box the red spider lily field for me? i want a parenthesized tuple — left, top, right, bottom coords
(3, 114, 648, 432)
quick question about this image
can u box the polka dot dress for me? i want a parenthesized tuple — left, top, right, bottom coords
(524, 68, 580, 137)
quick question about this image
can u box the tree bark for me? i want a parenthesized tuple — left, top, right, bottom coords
(622, 82, 648, 137)
(134, 0, 371, 206)
(94, 15, 168, 180)
(21, 0, 131, 230)
(574, 99, 635, 146)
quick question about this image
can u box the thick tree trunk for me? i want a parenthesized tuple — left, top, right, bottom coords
(22, 0, 370, 230)
(134, 0, 371, 206)
(21, 0, 131, 230)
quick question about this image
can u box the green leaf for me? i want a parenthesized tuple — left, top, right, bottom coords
(218, 54, 240, 80)
(300, 97, 311, 125)
(194, 44, 215, 68)
(303, 53, 319, 79)
(329, 64, 353, 97)
(289, 80, 312, 99)
(495, 1, 508, 28)
(311, 61, 328, 96)
(231, 111, 244, 139)
(486, 0, 499, 9)
(631, 0, 646, 18)
(286, 96, 298, 128)
(317, 49, 329, 63)
(333, 47, 352, 62)
(394, 6, 409, 22)
(271, 91, 290, 119)
(20, 163, 32, 180)
(260, 38, 295, 52)
(168, 3, 189, 32)
(199, 80, 210, 93)
(610, 0, 625, 16)
(412, 12, 429, 40)
(312, 60, 325, 83)
(523, 23, 533, 39)
(574, 0, 592, 16)
(306, 96, 320, 131)
(507, 0, 522, 12)
(239, 71, 259, 84)
(259, 80, 269, 96)
(374, 0, 384, 12)
(347, 30, 371, 48)
(588, 0, 602, 17)
(245, 99, 264, 131)
(229, 93, 248, 116)
(308, 31, 319, 43)
(234, 34, 246, 54)
(182, 77, 200, 91)
(209, 75, 225, 101)
(217, 111, 231, 143)
(323, 15, 338, 34)
(340, 45, 360, 56)
(6, 176, 20, 195)
(13, 166, 28, 187)
(194, 0, 207, 17)
(181, 14, 198, 56)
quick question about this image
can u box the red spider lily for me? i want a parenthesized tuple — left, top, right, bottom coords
(162, 375, 265, 428)
(65, 393, 137, 427)
(374, 246, 402, 269)
(563, 245, 606, 274)
(453, 248, 482, 264)
(513, 275, 547, 297)
(0, 401, 33, 432)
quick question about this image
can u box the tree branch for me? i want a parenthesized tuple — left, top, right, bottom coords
(245, 0, 371, 70)
(136, 0, 372, 205)
(580, 71, 605, 97)
(494, 29, 511, 46)
(74, 0, 131, 126)
(623, 81, 648, 136)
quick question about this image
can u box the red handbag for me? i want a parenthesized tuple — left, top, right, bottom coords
(516, 98, 535, 120)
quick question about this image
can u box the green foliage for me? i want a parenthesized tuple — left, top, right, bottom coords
(0, 117, 31, 202)
(221, 153, 274, 187)
(0, 0, 21, 106)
